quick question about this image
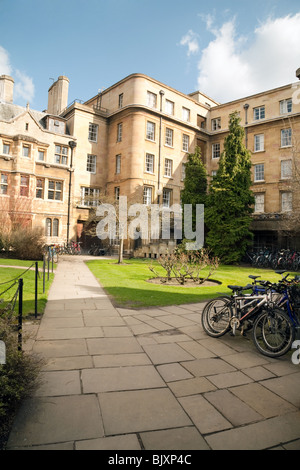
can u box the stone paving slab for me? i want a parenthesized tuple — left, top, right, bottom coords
(6, 255, 300, 451)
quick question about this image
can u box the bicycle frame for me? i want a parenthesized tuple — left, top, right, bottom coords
(229, 289, 273, 335)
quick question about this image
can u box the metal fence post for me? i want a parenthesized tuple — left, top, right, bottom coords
(35, 261, 38, 318)
(43, 254, 46, 293)
(18, 278, 23, 351)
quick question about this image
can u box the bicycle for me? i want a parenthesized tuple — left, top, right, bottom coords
(201, 280, 295, 357)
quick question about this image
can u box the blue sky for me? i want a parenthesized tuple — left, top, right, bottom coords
(1, 0, 300, 111)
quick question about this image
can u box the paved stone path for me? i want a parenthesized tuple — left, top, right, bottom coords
(7, 256, 300, 450)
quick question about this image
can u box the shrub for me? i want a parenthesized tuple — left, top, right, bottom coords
(9, 227, 44, 260)
(0, 310, 42, 449)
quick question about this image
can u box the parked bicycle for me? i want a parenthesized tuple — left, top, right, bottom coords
(201, 272, 300, 358)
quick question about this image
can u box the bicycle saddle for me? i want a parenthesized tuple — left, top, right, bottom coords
(227, 284, 253, 291)
(248, 275, 260, 280)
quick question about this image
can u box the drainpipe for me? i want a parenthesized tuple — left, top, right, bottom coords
(244, 103, 249, 148)
(67, 140, 77, 245)
(157, 90, 165, 204)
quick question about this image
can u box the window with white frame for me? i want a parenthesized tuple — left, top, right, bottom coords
(163, 188, 172, 207)
(254, 134, 264, 152)
(281, 128, 292, 147)
(36, 178, 44, 199)
(45, 218, 59, 237)
(118, 93, 123, 108)
(116, 154, 121, 174)
(117, 123, 122, 142)
(143, 186, 152, 205)
(2, 143, 10, 155)
(182, 134, 189, 152)
(147, 91, 157, 108)
(22, 144, 30, 158)
(86, 154, 96, 173)
(80, 187, 100, 206)
(165, 99, 174, 115)
(38, 149, 45, 161)
(211, 117, 221, 131)
(254, 193, 264, 213)
(253, 106, 265, 121)
(182, 107, 190, 122)
(145, 153, 154, 173)
(254, 164, 264, 182)
(88, 123, 98, 142)
(146, 121, 155, 141)
(281, 192, 292, 212)
(281, 160, 292, 179)
(0, 173, 8, 194)
(212, 143, 220, 159)
(48, 180, 63, 201)
(164, 158, 172, 177)
(55, 145, 68, 165)
(280, 99, 292, 114)
(181, 163, 186, 180)
(165, 128, 173, 147)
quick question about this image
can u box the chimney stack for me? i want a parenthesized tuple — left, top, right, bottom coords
(47, 76, 69, 115)
(0, 75, 14, 103)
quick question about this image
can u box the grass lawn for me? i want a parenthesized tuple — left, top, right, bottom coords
(0, 258, 55, 317)
(86, 258, 289, 309)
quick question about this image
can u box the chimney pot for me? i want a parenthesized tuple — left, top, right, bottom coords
(0, 75, 14, 103)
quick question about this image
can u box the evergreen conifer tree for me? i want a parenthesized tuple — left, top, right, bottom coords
(181, 146, 207, 234)
(206, 112, 254, 263)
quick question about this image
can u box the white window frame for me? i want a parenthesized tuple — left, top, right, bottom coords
(254, 134, 264, 152)
(146, 121, 155, 141)
(162, 188, 172, 208)
(254, 164, 264, 182)
(281, 128, 292, 147)
(117, 123, 122, 142)
(253, 106, 265, 121)
(0, 173, 8, 195)
(281, 192, 292, 212)
(116, 154, 121, 174)
(182, 134, 189, 152)
(280, 99, 292, 114)
(211, 118, 221, 131)
(212, 143, 220, 159)
(165, 99, 174, 115)
(164, 158, 173, 177)
(147, 91, 157, 109)
(143, 186, 152, 205)
(88, 123, 98, 142)
(254, 193, 265, 213)
(181, 163, 186, 180)
(165, 128, 173, 147)
(182, 107, 190, 122)
(22, 144, 30, 158)
(80, 187, 100, 206)
(86, 154, 96, 173)
(281, 160, 292, 179)
(145, 153, 154, 173)
(2, 143, 10, 155)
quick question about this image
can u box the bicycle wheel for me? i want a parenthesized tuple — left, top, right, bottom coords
(252, 308, 295, 358)
(201, 297, 232, 337)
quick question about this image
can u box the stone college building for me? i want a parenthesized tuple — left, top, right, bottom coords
(0, 70, 300, 255)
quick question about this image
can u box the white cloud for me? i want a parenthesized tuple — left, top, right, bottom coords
(0, 45, 34, 104)
(196, 13, 300, 103)
(180, 30, 199, 56)
(14, 69, 35, 103)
